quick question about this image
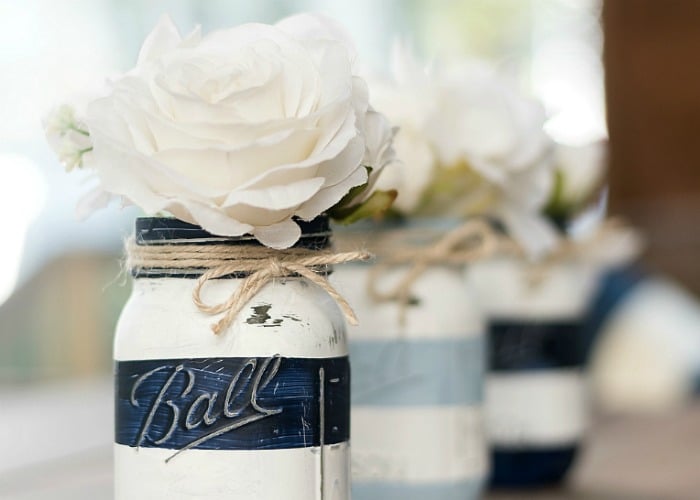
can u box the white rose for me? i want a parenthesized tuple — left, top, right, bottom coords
(356, 108, 397, 198)
(367, 42, 438, 213)
(373, 124, 434, 213)
(84, 14, 374, 248)
(426, 61, 557, 256)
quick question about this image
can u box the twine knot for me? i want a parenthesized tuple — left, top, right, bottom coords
(366, 218, 507, 324)
(127, 239, 372, 335)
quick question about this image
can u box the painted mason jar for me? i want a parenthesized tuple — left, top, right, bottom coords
(465, 256, 599, 487)
(333, 220, 488, 500)
(114, 216, 350, 500)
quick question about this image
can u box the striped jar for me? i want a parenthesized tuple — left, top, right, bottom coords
(114, 216, 350, 500)
(333, 220, 488, 500)
(466, 256, 599, 487)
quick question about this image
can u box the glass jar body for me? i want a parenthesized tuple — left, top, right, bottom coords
(114, 256, 349, 498)
(466, 257, 599, 487)
(333, 223, 488, 499)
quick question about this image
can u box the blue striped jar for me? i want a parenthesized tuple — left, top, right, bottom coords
(114, 216, 350, 500)
(333, 219, 488, 500)
(465, 256, 599, 488)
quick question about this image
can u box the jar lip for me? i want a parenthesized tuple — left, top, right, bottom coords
(135, 215, 330, 249)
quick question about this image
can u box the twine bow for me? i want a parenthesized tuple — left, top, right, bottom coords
(366, 218, 507, 324)
(127, 239, 372, 335)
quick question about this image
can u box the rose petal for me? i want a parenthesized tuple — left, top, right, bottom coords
(252, 218, 301, 249)
(276, 13, 359, 66)
(296, 159, 367, 219)
(137, 15, 183, 66)
(152, 126, 320, 192)
(374, 125, 434, 213)
(169, 199, 254, 237)
(223, 177, 324, 210)
(313, 133, 365, 187)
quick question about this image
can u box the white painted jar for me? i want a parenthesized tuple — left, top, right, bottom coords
(114, 216, 349, 500)
(465, 257, 599, 487)
(333, 221, 488, 500)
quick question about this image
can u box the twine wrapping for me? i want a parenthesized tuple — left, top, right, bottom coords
(126, 239, 372, 335)
(366, 218, 510, 324)
(520, 217, 639, 287)
(360, 217, 635, 324)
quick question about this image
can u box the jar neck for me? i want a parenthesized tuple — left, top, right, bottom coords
(135, 216, 331, 249)
(130, 216, 332, 279)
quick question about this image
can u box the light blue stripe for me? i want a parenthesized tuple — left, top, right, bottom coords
(353, 478, 484, 500)
(350, 337, 485, 406)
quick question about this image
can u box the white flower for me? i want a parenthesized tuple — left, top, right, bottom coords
(44, 104, 94, 171)
(368, 45, 557, 256)
(427, 62, 557, 256)
(554, 140, 607, 208)
(368, 42, 438, 213)
(82, 14, 382, 248)
(374, 124, 435, 213)
(356, 108, 397, 199)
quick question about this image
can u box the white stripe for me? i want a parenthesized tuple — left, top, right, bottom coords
(351, 406, 487, 483)
(114, 442, 349, 500)
(465, 258, 599, 319)
(115, 278, 348, 360)
(332, 265, 484, 341)
(486, 370, 589, 447)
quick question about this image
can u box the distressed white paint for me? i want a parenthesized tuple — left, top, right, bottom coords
(486, 371, 589, 446)
(114, 442, 349, 500)
(115, 278, 348, 361)
(332, 263, 487, 498)
(114, 276, 349, 500)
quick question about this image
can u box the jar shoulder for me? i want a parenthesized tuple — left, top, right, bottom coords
(115, 278, 347, 361)
(465, 257, 601, 318)
(332, 264, 484, 339)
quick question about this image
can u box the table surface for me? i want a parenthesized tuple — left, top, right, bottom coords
(1, 378, 698, 500)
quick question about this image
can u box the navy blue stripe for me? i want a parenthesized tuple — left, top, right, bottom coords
(115, 356, 349, 453)
(353, 479, 483, 500)
(350, 337, 484, 406)
(490, 446, 579, 487)
(135, 215, 330, 248)
(489, 320, 585, 372)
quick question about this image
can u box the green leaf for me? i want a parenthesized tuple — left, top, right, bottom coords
(329, 189, 398, 225)
(544, 169, 573, 220)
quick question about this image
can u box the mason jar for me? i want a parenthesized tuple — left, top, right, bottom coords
(465, 256, 599, 487)
(333, 220, 488, 500)
(114, 216, 350, 500)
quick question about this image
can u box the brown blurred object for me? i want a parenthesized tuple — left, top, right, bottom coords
(604, 0, 700, 294)
(0, 254, 128, 384)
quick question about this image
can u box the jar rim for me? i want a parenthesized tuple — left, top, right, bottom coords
(135, 215, 330, 250)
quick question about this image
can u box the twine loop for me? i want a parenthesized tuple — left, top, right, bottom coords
(127, 239, 372, 335)
(366, 218, 508, 324)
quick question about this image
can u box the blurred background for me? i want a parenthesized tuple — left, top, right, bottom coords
(0, 1, 698, 499)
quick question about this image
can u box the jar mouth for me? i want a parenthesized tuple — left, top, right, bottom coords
(135, 215, 330, 250)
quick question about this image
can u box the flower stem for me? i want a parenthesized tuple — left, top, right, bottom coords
(67, 124, 90, 137)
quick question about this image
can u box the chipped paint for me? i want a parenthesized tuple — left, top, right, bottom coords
(246, 304, 272, 324)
